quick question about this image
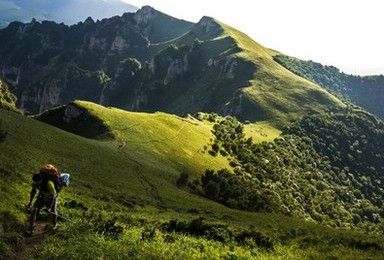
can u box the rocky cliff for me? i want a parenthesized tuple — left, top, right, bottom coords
(0, 6, 345, 126)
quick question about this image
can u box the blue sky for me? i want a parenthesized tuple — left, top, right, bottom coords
(125, 0, 384, 75)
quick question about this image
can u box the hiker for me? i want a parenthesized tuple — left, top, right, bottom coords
(26, 164, 69, 235)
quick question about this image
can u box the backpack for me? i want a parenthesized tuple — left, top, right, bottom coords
(37, 164, 70, 193)
(39, 164, 60, 192)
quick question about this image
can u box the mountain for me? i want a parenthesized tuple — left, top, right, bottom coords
(1, 101, 384, 258)
(0, 0, 137, 28)
(0, 6, 345, 128)
(1, 5, 384, 257)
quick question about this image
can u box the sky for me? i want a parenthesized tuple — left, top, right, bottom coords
(123, 0, 384, 76)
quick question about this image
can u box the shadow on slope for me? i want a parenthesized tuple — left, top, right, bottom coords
(35, 101, 114, 140)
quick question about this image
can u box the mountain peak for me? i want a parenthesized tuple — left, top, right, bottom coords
(197, 16, 220, 31)
(84, 16, 95, 25)
(192, 16, 223, 38)
(134, 5, 156, 24)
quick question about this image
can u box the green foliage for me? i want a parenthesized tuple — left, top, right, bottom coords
(29, 207, 384, 259)
(0, 80, 21, 113)
(0, 211, 24, 256)
(274, 55, 384, 120)
(199, 110, 384, 232)
(79, 211, 124, 240)
(161, 217, 274, 251)
(1, 103, 384, 258)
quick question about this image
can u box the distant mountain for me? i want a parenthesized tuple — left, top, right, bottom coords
(0, 6, 344, 128)
(275, 55, 384, 120)
(0, 0, 138, 28)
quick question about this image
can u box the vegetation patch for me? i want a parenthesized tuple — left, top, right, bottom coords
(1, 104, 384, 258)
(196, 109, 384, 232)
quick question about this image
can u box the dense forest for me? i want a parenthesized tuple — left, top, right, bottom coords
(193, 109, 384, 232)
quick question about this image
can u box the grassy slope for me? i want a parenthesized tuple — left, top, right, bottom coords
(1, 103, 384, 258)
(71, 101, 232, 208)
(138, 18, 345, 130)
(1, 100, 236, 222)
(214, 20, 346, 126)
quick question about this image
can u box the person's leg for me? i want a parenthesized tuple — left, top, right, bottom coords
(26, 197, 42, 235)
(47, 197, 58, 229)
(28, 207, 38, 231)
(52, 200, 58, 228)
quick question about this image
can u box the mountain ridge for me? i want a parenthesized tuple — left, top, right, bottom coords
(0, 4, 384, 259)
(0, 6, 346, 127)
(274, 55, 384, 120)
(0, 0, 138, 28)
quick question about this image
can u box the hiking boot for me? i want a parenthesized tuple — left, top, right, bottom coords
(52, 223, 58, 230)
(44, 223, 58, 231)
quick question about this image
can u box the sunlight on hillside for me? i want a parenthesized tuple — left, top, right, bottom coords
(74, 100, 231, 178)
(244, 121, 281, 143)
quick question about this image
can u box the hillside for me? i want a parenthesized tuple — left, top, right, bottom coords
(1, 102, 384, 258)
(0, 6, 345, 127)
(1, 4, 384, 259)
(274, 55, 384, 120)
(197, 108, 384, 232)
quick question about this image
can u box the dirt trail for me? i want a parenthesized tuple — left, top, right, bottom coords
(8, 220, 50, 259)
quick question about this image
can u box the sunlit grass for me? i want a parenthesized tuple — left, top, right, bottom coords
(1, 105, 384, 258)
(243, 121, 281, 143)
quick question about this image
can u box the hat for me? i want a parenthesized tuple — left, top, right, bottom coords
(60, 173, 70, 186)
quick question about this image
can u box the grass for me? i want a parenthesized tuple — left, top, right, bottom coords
(189, 19, 346, 127)
(243, 121, 281, 143)
(1, 104, 384, 258)
(129, 17, 348, 128)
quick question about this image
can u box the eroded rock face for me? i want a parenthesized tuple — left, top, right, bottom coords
(19, 80, 62, 114)
(111, 35, 130, 51)
(224, 57, 236, 79)
(0, 6, 262, 121)
(164, 55, 189, 85)
(133, 6, 155, 25)
(63, 103, 84, 123)
(195, 16, 221, 35)
(87, 36, 108, 51)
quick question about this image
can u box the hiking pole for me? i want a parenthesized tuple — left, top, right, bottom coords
(47, 210, 72, 221)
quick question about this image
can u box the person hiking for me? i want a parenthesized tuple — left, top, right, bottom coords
(26, 164, 69, 236)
